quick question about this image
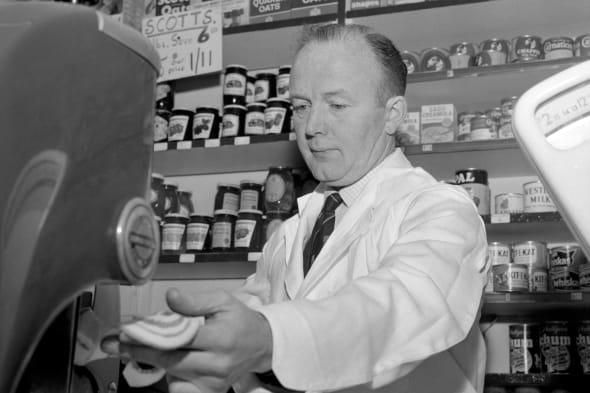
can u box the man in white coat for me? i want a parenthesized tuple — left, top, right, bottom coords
(104, 24, 489, 393)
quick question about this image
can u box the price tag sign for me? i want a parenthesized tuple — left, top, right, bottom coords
(142, 1, 223, 82)
(491, 214, 511, 224)
(153, 142, 168, 151)
(177, 141, 193, 150)
(179, 254, 196, 263)
(288, 132, 297, 141)
(234, 136, 250, 145)
(422, 144, 433, 152)
(205, 139, 220, 148)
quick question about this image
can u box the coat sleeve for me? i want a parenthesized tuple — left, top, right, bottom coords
(256, 187, 489, 391)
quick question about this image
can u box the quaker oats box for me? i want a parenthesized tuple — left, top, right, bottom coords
(290, 0, 337, 18)
(223, 0, 250, 28)
(397, 111, 420, 145)
(350, 0, 380, 11)
(250, 0, 292, 24)
(420, 104, 457, 143)
(144, 0, 194, 17)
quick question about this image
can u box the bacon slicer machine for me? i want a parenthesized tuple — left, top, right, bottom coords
(0, 2, 160, 392)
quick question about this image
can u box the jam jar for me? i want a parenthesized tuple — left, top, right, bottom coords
(276, 65, 291, 99)
(150, 173, 166, 218)
(193, 107, 220, 140)
(239, 180, 263, 210)
(156, 82, 174, 111)
(264, 211, 291, 241)
(186, 214, 212, 252)
(264, 98, 291, 134)
(264, 166, 295, 213)
(214, 183, 240, 213)
(223, 64, 248, 106)
(163, 181, 180, 216)
(221, 105, 246, 138)
(211, 210, 237, 250)
(178, 190, 195, 217)
(161, 213, 189, 255)
(245, 103, 267, 136)
(154, 109, 170, 142)
(246, 75, 256, 104)
(168, 109, 194, 142)
(254, 72, 276, 102)
(234, 209, 263, 251)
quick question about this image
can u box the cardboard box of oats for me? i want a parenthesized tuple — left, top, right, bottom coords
(420, 104, 456, 143)
(250, 0, 292, 24)
(144, 0, 195, 17)
(290, 0, 337, 18)
(396, 111, 420, 145)
(223, 0, 249, 27)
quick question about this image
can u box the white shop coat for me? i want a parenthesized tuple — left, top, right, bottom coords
(234, 149, 489, 393)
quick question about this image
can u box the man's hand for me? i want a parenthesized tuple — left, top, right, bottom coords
(102, 288, 273, 393)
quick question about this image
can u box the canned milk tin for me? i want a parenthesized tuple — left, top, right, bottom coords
(523, 180, 557, 213)
(470, 115, 497, 141)
(455, 169, 490, 215)
(489, 242, 511, 265)
(580, 264, 590, 291)
(549, 244, 587, 269)
(540, 321, 578, 374)
(511, 35, 544, 62)
(575, 321, 590, 373)
(510, 323, 543, 373)
(543, 37, 574, 60)
(449, 42, 478, 69)
(512, 241, 547, 268)
(457, 111, 481, 141)
(495, 193, 524, 214)
(493, 263, 529, 292)
(530, 268, 548, 292)
(480, 38, 510, 64)
(575, 34, 590, 57)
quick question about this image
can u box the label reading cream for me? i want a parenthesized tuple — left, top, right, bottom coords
(265, 107, 287, 134)
(234, 219, 256, 248)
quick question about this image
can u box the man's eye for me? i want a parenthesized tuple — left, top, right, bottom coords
(330, 103, 347, 110)
(293, 104, 309, 114)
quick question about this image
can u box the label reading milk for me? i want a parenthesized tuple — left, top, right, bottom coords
(222, 114, 240, 137)
(212, 222, 232, 249)
(186, 223, 209, 251)
(224, 73, 247, 96)
(193, 113, 215, 139)
(234, 219, 256, 248)
(265, 107, 287, 134)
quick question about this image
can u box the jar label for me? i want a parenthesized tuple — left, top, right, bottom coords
(222, 192, 239, 212)
(234, 219, 257, 248)
(212, 222, 232, 249)
(154, 114, 169, 142)
(254, 79, 270, 102)
(162, 223, 185, 251)
(245, 112, 265, 135)
(265, 107, 287, 134)
(240, 190, 260, 210)
(524, 183, 557, 213)
(246, 81, 255, 104)
(193, 113, 215, 139)
(224, 73, 247, 96)
(168, 116, 189, 141)
(265, 174, 285, 203)
(186, 223, 209, 251)
(277, 74, 290, 99)
(222, 113, 240, 137)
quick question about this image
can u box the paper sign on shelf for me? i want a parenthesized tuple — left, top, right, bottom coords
(142, 1, 223, 82)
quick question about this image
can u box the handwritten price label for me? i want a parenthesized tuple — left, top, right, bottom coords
(142, 1, 222, 82)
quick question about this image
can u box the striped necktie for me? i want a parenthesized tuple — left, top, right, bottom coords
(303, 192, 343, 276)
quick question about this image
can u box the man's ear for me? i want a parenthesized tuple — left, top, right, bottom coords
(384, 96, 407, 136)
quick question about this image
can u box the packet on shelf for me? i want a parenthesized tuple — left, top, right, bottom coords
(420, 103, 456, 143)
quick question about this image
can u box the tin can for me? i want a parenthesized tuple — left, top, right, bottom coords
(401, 50, 420, 74)
(493, 263, 529, 292)
(457, 111, 481, 141)
(498, 114, 514, 139)
(455, 169, 490, 215)
(530, 268, 548, 292)
(580, 264, 590, 291)
(540, 321, 578, 374)
(489, 242, 511, 265)
(549, 244, 587, 269)
(575, 320, 590, 373)
(449, 42, 477, 69)
(543, 37, 574, 60)
(511, 35, 544, 62)
(480, 38, 510, 64)
(575, 34, 590, 57)
(512, 241, 547, 268)
(470, 114, 497, 140)
(523, 180, 557, 213)
(501, 96, 519, 116)
(550, 265, 580, 291)
(420, 47, 451, 72)
(495, 193, 524, 214)
(510, 323, 543, 373)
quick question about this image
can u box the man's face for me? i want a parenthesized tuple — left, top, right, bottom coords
(290, 39, 394, 188)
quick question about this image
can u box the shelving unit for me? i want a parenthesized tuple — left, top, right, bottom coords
(485, 373, 590, 388)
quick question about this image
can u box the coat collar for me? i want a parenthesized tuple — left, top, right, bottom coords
(284, 149, 416, 298)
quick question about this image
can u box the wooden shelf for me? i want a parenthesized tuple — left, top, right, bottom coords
(485, 373, 590, 388)
(482, 292, 590, 323)
(153, 252, 260, 280)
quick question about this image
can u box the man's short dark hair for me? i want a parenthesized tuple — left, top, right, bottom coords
(295, 23, 407, 102)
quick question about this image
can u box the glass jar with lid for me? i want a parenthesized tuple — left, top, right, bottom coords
(264, 167, 295, 213)
(163, 181, 179, 216)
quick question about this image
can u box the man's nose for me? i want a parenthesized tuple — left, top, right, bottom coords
(305, 106, 325, 137)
